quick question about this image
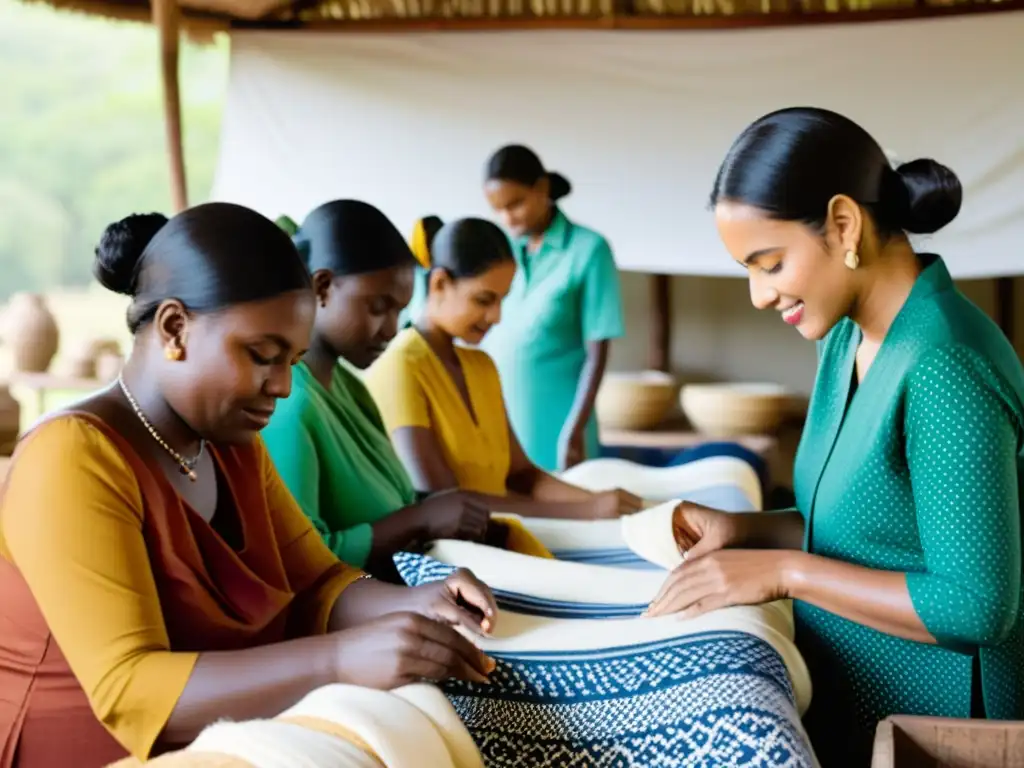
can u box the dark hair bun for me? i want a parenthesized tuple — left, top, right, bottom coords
(547, 172, 572, 201)
(895, 159, 962, 235)
(94, 212, 169, 295)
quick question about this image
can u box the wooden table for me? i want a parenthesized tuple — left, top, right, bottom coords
(599, 418, 777, 456)
(8, 372, 109, 433)
(599, 418, 797, 490)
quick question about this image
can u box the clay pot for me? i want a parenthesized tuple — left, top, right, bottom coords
(64, 338, 122, 381)
(680, 382, 792, 437)
(0, 384, 21, 456)
(65, 341, 97, 379)
(95, 350, 125, 382)
(596, 370, 679, 431)
(2, 294, 59, 374)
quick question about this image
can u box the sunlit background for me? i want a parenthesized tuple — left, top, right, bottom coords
(0, 1, 227, 374)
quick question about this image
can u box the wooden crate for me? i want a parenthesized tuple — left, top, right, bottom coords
(873, 716, 1024, 768)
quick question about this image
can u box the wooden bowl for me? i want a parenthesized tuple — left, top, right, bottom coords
(596, 371, 678, 431)
(680, 382, 792, 437)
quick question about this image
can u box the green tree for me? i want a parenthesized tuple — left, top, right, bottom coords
(0, 2, 228, 297)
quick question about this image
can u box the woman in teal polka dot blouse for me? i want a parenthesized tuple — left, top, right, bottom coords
(647, 107, 1024, 765)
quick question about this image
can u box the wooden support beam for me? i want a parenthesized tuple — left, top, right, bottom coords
(153, 0, 189, 213)
(648, 273, 671, 372)
(995, 276, 1016, 349)
(236, 0, 1024, 33)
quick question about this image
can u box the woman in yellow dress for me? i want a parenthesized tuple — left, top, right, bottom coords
(366, 217, 641, 520)
(0, 204, 495, 767)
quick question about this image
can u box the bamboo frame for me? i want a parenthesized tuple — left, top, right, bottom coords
(648, 274, 671, 373)
(240, 0, 1024, 31)
(152, 0, 189, 212)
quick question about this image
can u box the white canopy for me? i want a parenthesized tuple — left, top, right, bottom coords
(213, 13, 1024, 278)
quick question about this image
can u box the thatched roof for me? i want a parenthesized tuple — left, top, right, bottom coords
(19, 0, 1024, 34)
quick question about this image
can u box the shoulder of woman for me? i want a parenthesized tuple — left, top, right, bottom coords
(2, 416, 141, 525)
(565, 220, 611, 255)
(567, 227, 615, 276)
(16, 415, 133, 477)
(462, 347, 505, 393)
(377, 331, 433, 373)
(461, 345, 499, 374)
(906, 343, 1024, 422)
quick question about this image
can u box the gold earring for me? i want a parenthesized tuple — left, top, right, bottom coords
(844, 250, 860, 270)
(165, 345, 183, 361)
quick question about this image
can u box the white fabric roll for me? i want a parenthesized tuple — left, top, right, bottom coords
(186, 720, 382, 768)
(279, 685, 483, 768)
(560, 455, 762, 510)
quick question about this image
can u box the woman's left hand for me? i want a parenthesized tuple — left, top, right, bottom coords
(645, 550, 799, 619)
(409, 568, 498, 636)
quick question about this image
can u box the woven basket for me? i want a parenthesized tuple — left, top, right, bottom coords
(596, 370, 678, 431)
(680, 382, 791, 437)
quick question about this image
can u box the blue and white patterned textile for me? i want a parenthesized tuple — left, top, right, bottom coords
(396, 551, 817, 767)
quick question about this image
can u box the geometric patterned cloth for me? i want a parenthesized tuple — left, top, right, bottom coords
(396, 552, 817, 767)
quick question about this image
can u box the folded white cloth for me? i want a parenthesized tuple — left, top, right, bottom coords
(518, 456, 763, 570)
(561, 455, 763, 509)
(113, 684, 483, 768)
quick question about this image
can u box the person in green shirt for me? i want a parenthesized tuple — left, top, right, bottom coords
(262, 200, 495, 579)
(479, 145, 626, 472)
(646, 107, 1024, 765)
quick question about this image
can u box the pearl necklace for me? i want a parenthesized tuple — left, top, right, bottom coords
(118, 376, 205, 481)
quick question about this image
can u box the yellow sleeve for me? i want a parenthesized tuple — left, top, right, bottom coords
(256, 437, 363, 635)
(365, 346, 432, 433)
(0, 418, 197, 760)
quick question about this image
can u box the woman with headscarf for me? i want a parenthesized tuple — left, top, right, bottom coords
(0, 204, 496, 767)
(366, 216, 641, 521)
(480, 145, 626, 472)
(262, 201, 549, 577)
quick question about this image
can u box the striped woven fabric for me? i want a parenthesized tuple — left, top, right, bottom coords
(395, 548, 818, 768)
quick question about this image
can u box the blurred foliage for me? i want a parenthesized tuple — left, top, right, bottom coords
(0, 1, 228, 298)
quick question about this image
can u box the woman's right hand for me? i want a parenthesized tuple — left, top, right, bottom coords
(672, 501, 746, 560)
(415, 490, 490, 542)
(333, 611, 496, 689)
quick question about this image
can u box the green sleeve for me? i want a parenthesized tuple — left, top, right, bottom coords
(579, 238, 625, 343)
(263, 414, 374, 568)
(904, 345, 1022, 648)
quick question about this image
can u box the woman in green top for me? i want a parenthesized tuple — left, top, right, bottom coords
(480, 145, 626, 472)
(646, 108, 1024, 765)
(262, 200, 492, 579)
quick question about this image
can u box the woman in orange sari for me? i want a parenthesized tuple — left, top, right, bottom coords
(0, 204, 496, 768)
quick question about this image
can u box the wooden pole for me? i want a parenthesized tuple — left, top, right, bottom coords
(648, 273, 671, 372)
(152, 0, 188, 213)
(995, 276, 1016, 349)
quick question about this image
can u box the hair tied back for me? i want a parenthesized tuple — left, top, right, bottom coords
(410, 219, 433, 269)
(892, 158, 963, 235)
(93, 212, 169, 297)
(546, 172, 572, 202)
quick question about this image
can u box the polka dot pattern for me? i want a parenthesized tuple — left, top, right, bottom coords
(788, 260, 1024, 766)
